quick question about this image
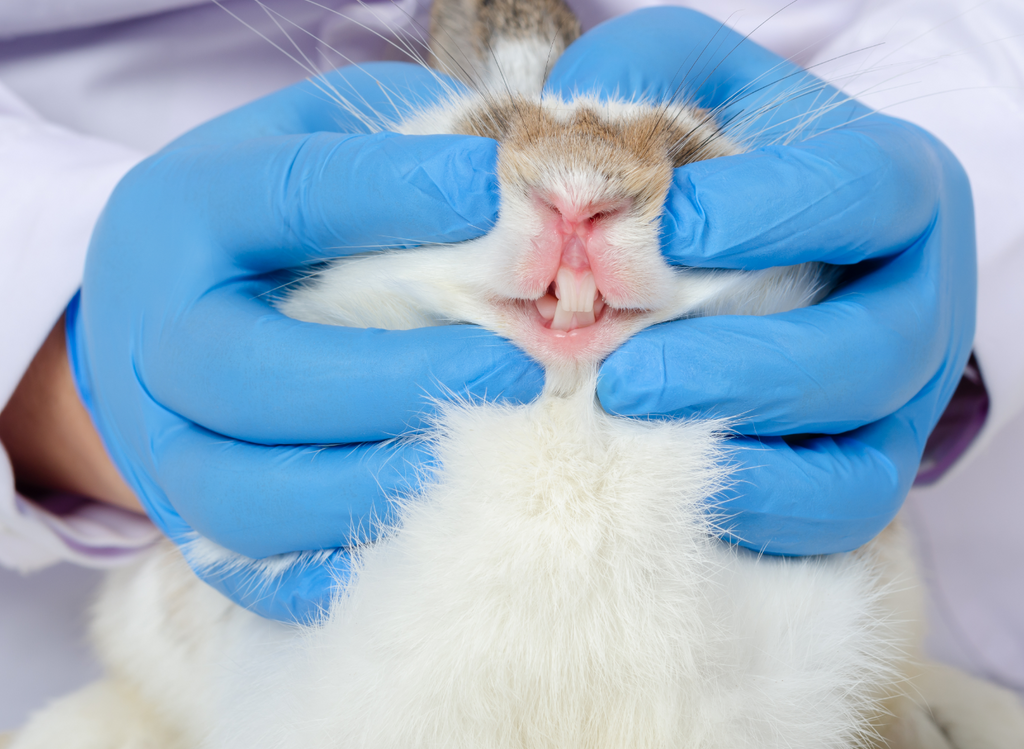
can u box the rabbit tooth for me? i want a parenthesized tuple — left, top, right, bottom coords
(580, 273, 597, 313)
(556, 267, 598, 313)
(552, 305, 575, 331)
(536, 295, 557, 321)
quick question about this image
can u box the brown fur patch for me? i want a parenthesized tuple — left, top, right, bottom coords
(453, 95, 738, 221)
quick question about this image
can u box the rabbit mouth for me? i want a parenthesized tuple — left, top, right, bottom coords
(495, 293, 644, 369)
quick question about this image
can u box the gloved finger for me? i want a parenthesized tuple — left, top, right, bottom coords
(176, 62, 468, 147)
(152, 423, 428, 559)
(598, 233, 975, 434)
(186, 544, 353, 623)
(547, 7, 870, 131)
(658, 122, 941, 269)
(144, 282, 543, 444)
(714, 407, 926, 556)
(122, 130, 499, 271)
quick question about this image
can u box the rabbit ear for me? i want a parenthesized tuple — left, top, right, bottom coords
(277, 244, 494, 332)
(427, 0, 580, 95)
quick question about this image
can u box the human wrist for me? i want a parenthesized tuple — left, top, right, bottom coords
(0, 311, 140, 512)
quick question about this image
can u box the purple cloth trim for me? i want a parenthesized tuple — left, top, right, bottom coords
(915, 354, 989, 486)
(56, 532, 155, 559)
(32, 492, 91, 517)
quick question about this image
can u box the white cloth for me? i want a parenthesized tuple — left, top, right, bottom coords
(0, 0, 1021, 689)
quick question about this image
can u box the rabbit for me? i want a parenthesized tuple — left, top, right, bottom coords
(12, 1, 1024, 748)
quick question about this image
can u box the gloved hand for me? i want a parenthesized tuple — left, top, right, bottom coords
(547, 8, 976, 554)
(68, 62, 541, 621)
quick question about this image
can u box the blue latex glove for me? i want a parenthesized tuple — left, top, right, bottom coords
(68, 62, 541, 621)
(547, 8, 976, 554)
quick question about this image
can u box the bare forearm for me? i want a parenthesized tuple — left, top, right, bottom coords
(0, 313, 141, 513)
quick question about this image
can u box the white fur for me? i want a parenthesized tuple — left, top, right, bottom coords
(14, 387, 912, 749)
(483, 38, 557, 96)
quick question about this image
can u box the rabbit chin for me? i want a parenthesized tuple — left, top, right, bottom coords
(494, 298, 646, 375)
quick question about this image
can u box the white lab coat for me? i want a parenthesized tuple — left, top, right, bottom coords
(0, 0, 1021, 721)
